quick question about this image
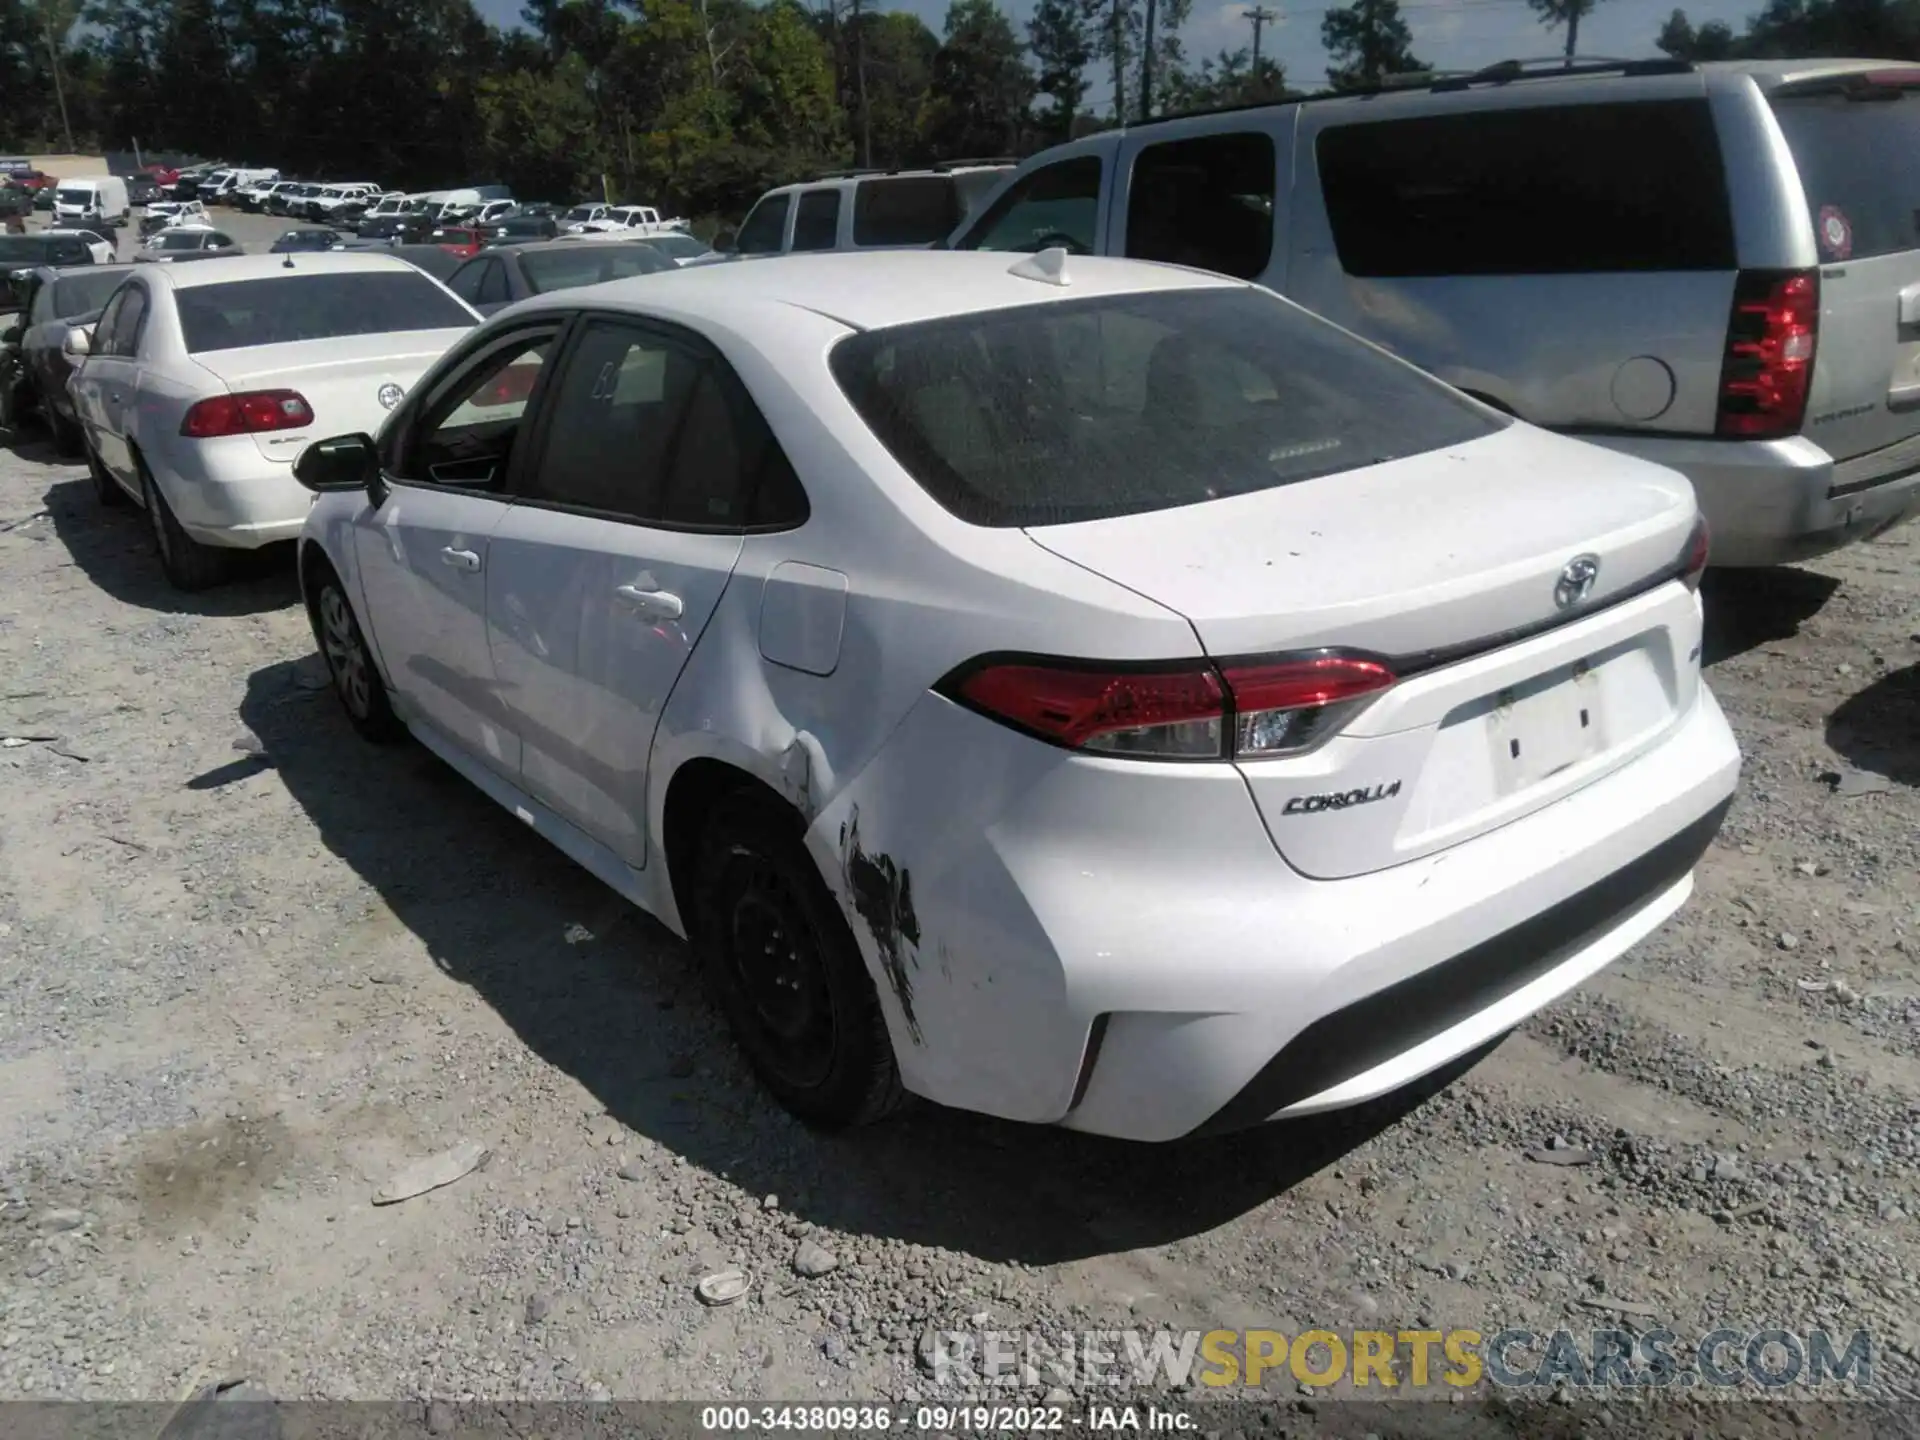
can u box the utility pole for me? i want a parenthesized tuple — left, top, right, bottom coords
(1140, 0, 1156, 119)
(42, 15, 74, 155)
(1246, 4, 1277, 67)
(851, 0, 871, 166)
(1110, 0, 1125, 124)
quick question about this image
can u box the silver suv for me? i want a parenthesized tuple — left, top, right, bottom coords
(952, 58, 1920, 567)
(730, 161, 1014, 258)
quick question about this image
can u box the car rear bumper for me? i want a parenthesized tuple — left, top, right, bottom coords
(1583, 432, 1920, 567)
(806, 647, 1740, 1142)
(150, 441, 315, 549)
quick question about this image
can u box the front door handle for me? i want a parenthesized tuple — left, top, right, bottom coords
(614, 583, 684, 620)
(440, 546, 482, 572)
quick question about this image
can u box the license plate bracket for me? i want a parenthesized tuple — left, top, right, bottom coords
(1486, 663, 1606, 795)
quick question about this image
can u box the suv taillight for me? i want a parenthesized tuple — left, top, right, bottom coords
(1716, 270, 1818, 439)
(943, 652, 1396, 761)
(181, 390, 314, 438)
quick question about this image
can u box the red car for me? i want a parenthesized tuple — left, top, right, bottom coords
(14, 171, 56, 192)
(429, 226, 483, 258)
(143, 165, 180, 187)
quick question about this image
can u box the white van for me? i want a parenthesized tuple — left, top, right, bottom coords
(52, 176, 130, 231)
(202, 167, 279, 203)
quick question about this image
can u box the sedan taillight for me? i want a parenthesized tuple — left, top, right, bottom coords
(181, 390, 315, 438)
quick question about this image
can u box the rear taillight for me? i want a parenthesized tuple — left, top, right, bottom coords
(1716, 270, 1817, 439)
(1681, 514, 1710, 591)
(181, 390, 314, 438)
(945, 652, 1395, 761)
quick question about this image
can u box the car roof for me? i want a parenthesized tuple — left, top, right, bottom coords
(1696, 57, 1916, 89)
(507, 249, 1239, 331)
(151, 251, 420, 290)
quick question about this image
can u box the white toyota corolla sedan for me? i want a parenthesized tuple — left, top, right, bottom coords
(65, 251, 479, 590)
(291, 249, 1740, 1142)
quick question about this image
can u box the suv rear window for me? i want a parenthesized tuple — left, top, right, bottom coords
(1770, 80, 1920, 262)
(830, 286, 1504, 527)
(852, 176, 959, 247)
(1317, 100, 1736, 276)
(175, 271, 475, 353)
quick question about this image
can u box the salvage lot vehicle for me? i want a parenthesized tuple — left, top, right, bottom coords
(65, 251, 479, 590)
(442, 238, 675, 316)
(956, 57, 1920, 568)
(290, 249, 1739, 1142)
(135, 229, 243, 263)
(4, 263, 134, 451)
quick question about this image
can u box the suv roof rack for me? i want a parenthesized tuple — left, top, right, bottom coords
(1429, 55, 1694, 90)
(930, 156, 1018, 171)
(812, 167, 891, 181)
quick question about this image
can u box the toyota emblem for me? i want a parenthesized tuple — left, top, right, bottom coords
(1554, 554, 1601, 610)
(377, 383, 404, 410)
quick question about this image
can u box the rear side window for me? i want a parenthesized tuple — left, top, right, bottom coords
(174, 271, 476, 353)
(830, 286, 1504, 527)
(1771, 83, 1920, 261)
(1317, 100, 1736, 276)
(736, 193, 790, 255)
(517, 245, 669, 292)
(1126, 132, 1276, 280)
(792, 189, 842, 251)
(852, 176, 958, 247)
(955, 156, 1103, 254)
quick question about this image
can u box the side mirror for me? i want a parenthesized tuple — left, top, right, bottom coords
(293, 432, 380, 494)
(62, 327, 92, 360)
(711, 228, 736, 253)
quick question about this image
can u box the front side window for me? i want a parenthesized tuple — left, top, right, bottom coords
(830, 286, 1506, 527)
(792, 189, 842, 252)
(108, 286, 147, 357)
(953, 156, 1103, 254)
(1316, 100, 1736, 277)
(1126, 132, 1276, 281)
(395, 333, 555, 487)
(852, 176, 958, 247)
(445, 259, 487, 303)
(50, 271, 128, 320)
(735, 193, 791, 255)
(91, 289, 128, 354)
(521, 318, 806, 528)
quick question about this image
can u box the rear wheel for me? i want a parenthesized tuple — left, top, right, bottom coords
(140, 460, 229, 591)
(693, 792, 905, 1130)
(307, 560, 402, 742)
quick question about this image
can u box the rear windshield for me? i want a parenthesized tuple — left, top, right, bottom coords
(50, 271, 128, 317)
(157, 233, 203, 250)
(853, 176, 960, 247)
(175, 271, 475, 353)
(830, 286, 1505, 527)
(518, 245, 671, 292)
(1771, 80, 1920, 262)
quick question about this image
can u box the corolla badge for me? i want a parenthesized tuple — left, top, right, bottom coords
(377, 382, 404, 410)
(1554, 554, 1601, 610)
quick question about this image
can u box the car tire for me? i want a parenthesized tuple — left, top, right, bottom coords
(84, 437, 123, 506)
(305, 559, 403, 743)
(693, 791, 906, 1130)
(139, 460, 229, 591)
(49, 408, 83, 458)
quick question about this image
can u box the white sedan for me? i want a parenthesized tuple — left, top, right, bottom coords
(66, 251, 479, 590)
(45, 226, 115, 264)
(291, 250, 1740, 1141)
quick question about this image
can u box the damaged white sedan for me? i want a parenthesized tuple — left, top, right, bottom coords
(292, 249, 1740, 1142)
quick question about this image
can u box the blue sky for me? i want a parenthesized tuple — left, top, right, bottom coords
(471, 0, 1756, 108)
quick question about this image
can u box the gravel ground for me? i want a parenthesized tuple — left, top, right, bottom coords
(1, 248, 1918, 1425)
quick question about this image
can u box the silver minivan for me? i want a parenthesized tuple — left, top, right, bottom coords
(951, 58, 1920, 567)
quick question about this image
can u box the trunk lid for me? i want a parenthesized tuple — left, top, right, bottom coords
(190, 330, 468, 464)
(1769, 73, 1920, 465)
(1025, 424, 1703, 878)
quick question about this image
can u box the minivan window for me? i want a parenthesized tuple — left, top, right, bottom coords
(1126, 132, 1276, 280)
(736, 193, 791, 254)
(830, 286, 1505, 527)
(1770, 81, 1920, 262)
(1316, 100, 1736, 277)
(955, 156, 1103, 254)
(852, 176, 958, 247)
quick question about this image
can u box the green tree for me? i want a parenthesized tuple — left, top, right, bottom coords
(1320, 0, 1425, 89)
(1526, 0, 1607, 62)
(1164, 46, 1290, 109)
(924, 0, 1033, 158)
(1027, 0, 1100, 140)
(475, 53, 610, 199)
(1655, 6, 1738, 56)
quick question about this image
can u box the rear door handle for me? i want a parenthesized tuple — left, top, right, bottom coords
(614, 582, 683, 620)
(440, 546, 481, 572)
